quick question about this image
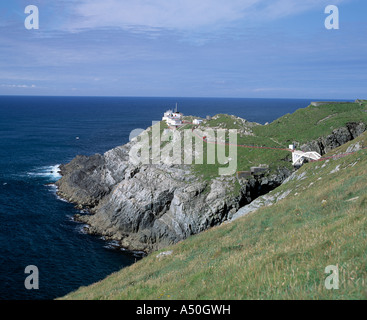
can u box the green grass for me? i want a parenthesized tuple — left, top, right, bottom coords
(159, 102, 367, 181)
(190, 102, 367, 181)
(253, 102, 367, 144)
(60, 132, 367, 300)
(203, 114, 257, 131)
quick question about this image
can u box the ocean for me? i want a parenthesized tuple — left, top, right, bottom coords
(0, 96, 317, 300)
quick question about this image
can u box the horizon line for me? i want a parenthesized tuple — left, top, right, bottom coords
(0, 94, 359, 101)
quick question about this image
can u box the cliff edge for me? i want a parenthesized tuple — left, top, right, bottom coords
(56, 101, 367, 253)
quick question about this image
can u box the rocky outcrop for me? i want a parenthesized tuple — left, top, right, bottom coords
(56, 121, 365, 254)
(231, 189, 291, 222)
(299, 122, 366, 155)
(55, 128, 291, 253)
(57, 145, 131, 208)
(60, 157, 290, 253)
(59, 162, 245, 252)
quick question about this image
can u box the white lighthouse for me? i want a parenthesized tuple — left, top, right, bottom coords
(162, 103, 183, 128)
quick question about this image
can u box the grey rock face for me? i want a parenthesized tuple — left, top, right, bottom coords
(56, 154, 107, 207)
(346, 142, 362, 153)
(56, 133, 291, 253)
(56, 145, 131, 207)
(231, 189, 291, 222)
(56, 122, 364, 253)
(300, 122, 366, 155)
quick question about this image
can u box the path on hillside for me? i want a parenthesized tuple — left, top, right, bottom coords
(186, 124, 367, 163)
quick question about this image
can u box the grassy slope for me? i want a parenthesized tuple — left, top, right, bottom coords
(61, 132, 367, 300)
(253, 102, 367, 144)
(191, 102, 367, 180)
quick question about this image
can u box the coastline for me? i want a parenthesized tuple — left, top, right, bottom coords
(51, 179, 148, 258)
(53, 103, 367, 256)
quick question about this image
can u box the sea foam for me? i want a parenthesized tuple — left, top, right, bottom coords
(27, 164, 62, 180)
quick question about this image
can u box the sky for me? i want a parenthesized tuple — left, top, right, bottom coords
(0, 0, 366, 99)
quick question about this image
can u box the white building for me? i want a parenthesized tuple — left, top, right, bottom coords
(193, 119, 203, 125)
(167, 117, 182, 126)
(162, 110, 173, 121)
(292, 150, 321, 166)
(162, 104, 183, 127)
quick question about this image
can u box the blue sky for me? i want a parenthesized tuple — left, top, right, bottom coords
(0, 0, 366, 99)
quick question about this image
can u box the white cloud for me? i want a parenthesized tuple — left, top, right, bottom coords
(1, 84, 36, 88)
(68, 0, 347, 31)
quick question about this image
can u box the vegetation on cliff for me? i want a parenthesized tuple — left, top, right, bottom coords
(191, 101, 367, 180)
(59, 102, 367, 300)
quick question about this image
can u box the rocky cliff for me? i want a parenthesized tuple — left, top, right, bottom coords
(299, 122, 366, 155)
(55, 119, 366, 253)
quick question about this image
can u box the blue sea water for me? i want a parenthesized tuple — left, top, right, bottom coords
(0, 96, 318, 300)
